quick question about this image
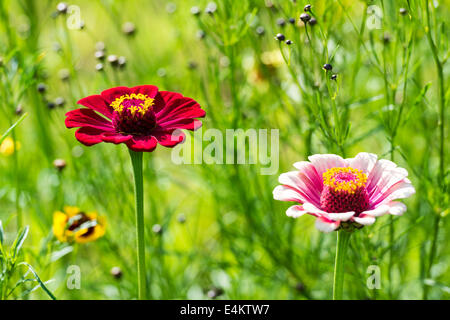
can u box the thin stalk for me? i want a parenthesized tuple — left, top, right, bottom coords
(129, 150, 147, 300)
(333, 230, 352, 300)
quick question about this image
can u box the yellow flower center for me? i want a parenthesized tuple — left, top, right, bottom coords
(322, 167, 367, 194)
(110, 93, 154, 117)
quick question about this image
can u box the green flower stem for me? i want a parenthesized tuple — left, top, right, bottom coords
(333, 229, 352, 300)
(129, 149, 147, 300)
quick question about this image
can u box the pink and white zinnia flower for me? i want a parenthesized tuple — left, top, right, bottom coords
(273, 153, 415, 233)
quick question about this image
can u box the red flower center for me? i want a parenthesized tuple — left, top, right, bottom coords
(320, 167, 369, 214)
(110, 93, 157, 135)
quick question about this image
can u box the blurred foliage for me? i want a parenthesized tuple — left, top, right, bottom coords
(0, 0, 448, 299)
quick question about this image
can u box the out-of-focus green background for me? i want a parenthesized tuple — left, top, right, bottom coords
(0, 0, 448, 299)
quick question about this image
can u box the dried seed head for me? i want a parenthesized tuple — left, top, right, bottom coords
(157, 68, 166, 77)
(107, 55, 119, 66)
(188, 61, 198, 69)
(331, 74, 337, 80)
(53, 159, 66, 171)
(383, 33, 391, 44)
(56, 2, 68, 14)
(95, 63, 104, 72)
(276, 18, 286, 27)
(196, 30, 206, 39)
(190, 6, 201, 16)
(55, 97, 66, 107)
(308, 17, 317, 26)
(79, 21, 85, 30)
(95, 50, 105, 60)
(256, 26, 265, 36)
(152, 224, 163, 234)
(323, 63, 332, 71)
(177, 213, 186, 223)
(207, 287, 224, 299)
(166, 2, 177, 14)
(300, 13, 311, 23)
(205, 2, 217, 14)
(399, 8, 407, 15)
(110, 267, 123, 279)
(118, 56, 127, 68)
(122, 22, 136, 36)
(285, 39, 293, 45)
(37, 83, 47, 93)
(304, 4, 311, 12)
(288, 17, 296, 24)
(275, 33, 285, 41)
(15, 104, 23, 115)
(58, 69, 70, 81)
(0, 56, 4, 67)
(95, 41, 106, 51)
(295, 282, 305, 292)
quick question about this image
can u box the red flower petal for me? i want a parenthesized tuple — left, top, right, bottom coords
(77, 95, 114, 119)
(130, 85, 159, 99)
(74, 127, 105, 146)
(126, 136, 158, 152)
(65, 108, 114, 131)
(158, 118, 203, 131)
(152, 129, 186, 147)
(101, 132, 133, 144)
(156, 91, 205, 122)
(100, 86, 131, 104)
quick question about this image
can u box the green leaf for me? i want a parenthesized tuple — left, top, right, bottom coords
(0, 113, 28, 145)
(0, 220, 3, 244)
(18, 262, 57, 300)
(12, 226, 29, 259)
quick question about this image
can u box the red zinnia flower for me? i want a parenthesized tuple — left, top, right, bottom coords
(65, 85, 205, 152)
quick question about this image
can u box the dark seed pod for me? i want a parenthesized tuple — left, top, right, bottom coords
(55, 97, 66, 107)
(122, 22, 136, 36)
(288, 17, 296, 24)
(188, 61, 198, 69)
(37, 83, 47, 93)
(79, 21, 85, 30)
(152, 224, 163, 234)
(300, 13, 311, 23)
(256, 26, 265, 36)
(295, 282, 305, 292)
(0, 56, 4, 67)
(53, 159, 66, 171)
(399, 8, 407, 15)
(110, 267, 123, 279)
(285, 39, 293, 45)
(177, 214, 186, 223)
(95, 63, 104, 72)
(383, 33, 391, 44)
(276, 18, 286, 27)
(304, 4, 311, 12)
(47, 101, 56, 110)
(308, 17, 317, 26)
(275, 33, 285, 41)
(331, 74, 337, 80)
(323, 63, 332, 71)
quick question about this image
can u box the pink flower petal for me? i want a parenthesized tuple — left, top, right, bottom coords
(327, 211, 356, 221)
(157, 118, 203, 131)
(388, 201, 407, 216)
(315, 217, 340, 233)
(308, 154, 347, 177)
(126, 136, 158, 152)
(286, 205, 307, 218)
(346, 152, 378, 174)
(360, 204, 390, 217)
(293, 161, 323, 192)
(273, 185, 304, 203)
(352, 214, 376, 225)
(65, 108, 114, 131)
(278, 171, 321, 206)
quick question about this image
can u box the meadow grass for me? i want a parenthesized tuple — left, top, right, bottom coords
(0, 0, 448, 299)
